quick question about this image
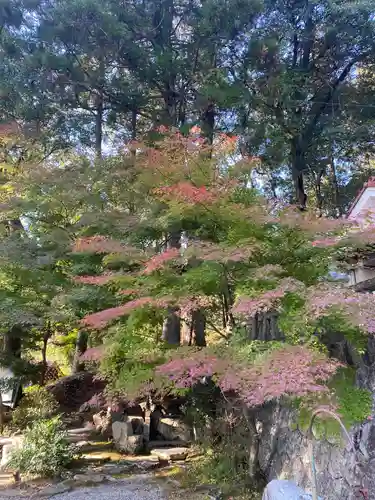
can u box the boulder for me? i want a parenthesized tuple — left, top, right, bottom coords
(93, 409, 112, 437)
(112, 419, 133, 442)
(112, 419, 144, 454)
(262, 480, 320, 500)
(0, 436, 23, 469)
(115, 434, 144, 455)
(129, 416, 144, 435)
(150, 447, 189, 461)
(157, 417, 191, 442)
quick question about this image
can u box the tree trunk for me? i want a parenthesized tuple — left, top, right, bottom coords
(222, 269, 235, 331)
(95, 93, 103, 160)
(201, 100, 215, 146)
(181, 314, 193, 346)
(181, 309, 206, 346)
(246, 411, 261, 481)
(330, 146, 341, 215)
(40, 322, 52, 385)
(40, 335, 48, 386)
(3, 328, 22, 405)
(95, 57, 105, 160)
(72, 330, 88, 373)
(4, 328, 22, 362)
(291, 139, 307, 209)
(191, 309, 206, 346)
(161, 232, 181, 344)
(0, 390, 3, 435)
(314, 169, 324, 216)
(161, 307, 181, 344)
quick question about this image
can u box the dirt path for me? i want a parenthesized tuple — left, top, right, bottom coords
(0, 434, 216, 499)
(50, 476, 167, 500)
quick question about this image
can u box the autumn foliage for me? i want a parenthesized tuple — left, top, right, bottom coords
(69, 129, 375, 408)
(157, 346, 340, 407)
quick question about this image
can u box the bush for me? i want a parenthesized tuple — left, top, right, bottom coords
(11, 385, 58, 429)
(8, 416, 76, 477)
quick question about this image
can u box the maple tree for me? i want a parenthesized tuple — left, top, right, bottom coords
(31, 130, 365, 417)
(0, 1, 375, 491)
(0, 124, 372, 415)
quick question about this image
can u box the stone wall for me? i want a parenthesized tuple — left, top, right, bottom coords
(254, 342, 375, 499)
(256, 404, 371, 499)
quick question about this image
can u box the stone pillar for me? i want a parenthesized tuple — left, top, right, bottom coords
(143, 409, 150, 444)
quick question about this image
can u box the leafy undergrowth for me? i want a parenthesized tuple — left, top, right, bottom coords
(178, 449, 262, 500)
(8, 416, 77, 478)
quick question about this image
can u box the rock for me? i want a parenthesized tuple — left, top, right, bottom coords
(157, 417, 192, 442)
(93, 409, 112, 436)
(101, 465, 130, 475)
(73, 473, 106, 484)
(0, 488, 27, 498)
(111, 418, 144, 455)
(112, 419, 133, 441)
(104, 475, 118, 482)
(262, 480, 320, 500)
(76, 440, 90, 447)
(150, 447, 189, 461)
(66, 428, 95, 444)
(147, 440, 188, 450)
(37, 483, 72, 497)
(62, 413, 84, 428)
(130, 416, 144, 435)
(116, 435, 144, 455)
(0, 437, 13, 446)
(0, 436, 23, 469)
(136, 459, 159, 471)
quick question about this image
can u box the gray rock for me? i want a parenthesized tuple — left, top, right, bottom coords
(73, 473, 106, 484)
(93, 409, 112, 436)
(248, 400, 369, 500)
(129, 416, 144, 435)
(112, 419, 144, 454)
(0, 489, 27, 498)
(37, 483, 72, 497)
(101, 466, 128, 475)
(137, 459, 159, 471)
(157, 417, 191, 442)
(117, 435, 144, 455)
(112, 420, 133, 441)
(150, 447, 189, 461)
(0, 436, 23, 469)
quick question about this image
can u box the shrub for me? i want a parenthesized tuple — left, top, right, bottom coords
(11, 385, 58, 429)
(8, 416, 76, 477)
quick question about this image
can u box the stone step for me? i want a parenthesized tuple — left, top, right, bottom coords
(67, 428, 97, 443)
(67, 427, 94, 435)
(147, 440, 190, 449)
(150, 447, 189, 461)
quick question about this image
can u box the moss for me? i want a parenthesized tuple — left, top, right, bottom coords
(332, 367, 372, 427)
(294, 367, 372, 440)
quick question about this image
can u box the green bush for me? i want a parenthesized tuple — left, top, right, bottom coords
(12, 385, 58, 429)
(8, 416, 76, 477)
